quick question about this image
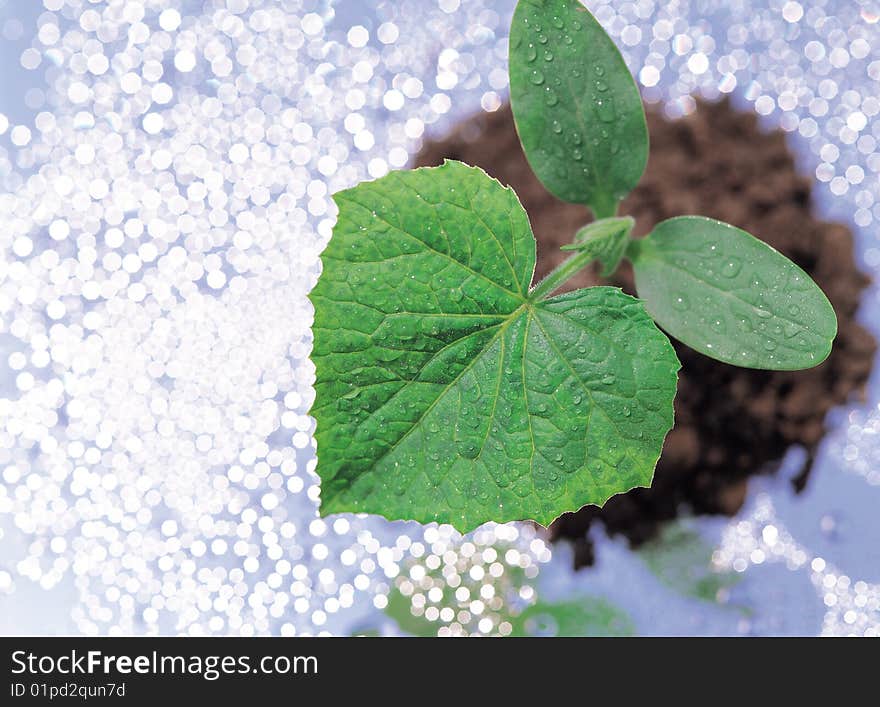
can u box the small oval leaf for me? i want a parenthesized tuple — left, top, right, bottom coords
(629, 216, 837, 370)
(509, 0, 648, 216)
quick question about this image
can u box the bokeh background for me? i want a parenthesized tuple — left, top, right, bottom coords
(0, 0, 878, 636)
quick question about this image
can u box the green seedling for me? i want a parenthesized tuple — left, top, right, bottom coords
(309, 0, 837, 532)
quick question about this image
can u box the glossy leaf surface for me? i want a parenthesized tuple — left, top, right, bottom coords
(629, 216, 837, 370)
(311, 161, 679, 531)
(509, 0, 648, 216)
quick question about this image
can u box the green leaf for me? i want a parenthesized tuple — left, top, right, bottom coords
(628, 216, 837, 370)
(509, 0, 648, 217)
(560, 215, 634, 276)
(311, 160, 679, 532)
(384, 579, 633, 637)
(509, 598, 635, 637)
(383, 587, 446, 638)
(639, 524, 741, 604)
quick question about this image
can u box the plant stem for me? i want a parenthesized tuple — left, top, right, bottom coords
(528, 201, 622, 301)
(591, 195, 617, 221)
(528, 248, 603, 301)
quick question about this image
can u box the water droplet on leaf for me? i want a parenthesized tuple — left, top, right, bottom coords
(593, 97, 616, 122)
(722, 258, 742, 277)
(458, 441, 479, 459)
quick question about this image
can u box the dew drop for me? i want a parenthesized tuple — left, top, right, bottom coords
(573, 149, 582, 161)
(538, 34, 548, 45)
(783, 321, 802, 338)
(457, 441, 479, 459)
(789, 272, 810, 290)
(530, 69, 545, 85)
(526, 43, 537, 62)
(552, 15, 564, 29)
(739, 349, 756, 365)
(595, 80, 608, 92)
(672, 294, 689, 311)
(544, 50, 554, 62)
(593, 63, 604, 75)
(594, 97, 616, 123)
(551, 120, 563, 134)
(764, 339, 778, 351)
(722, 257, 742, 277)
(544, 88, 558, 106)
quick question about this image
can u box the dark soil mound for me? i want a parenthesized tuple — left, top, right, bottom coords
(415, 99, 876, 568)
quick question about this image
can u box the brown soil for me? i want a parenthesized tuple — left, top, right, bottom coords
(414, 99, 876, 568)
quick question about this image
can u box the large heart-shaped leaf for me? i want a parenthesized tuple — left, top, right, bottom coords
(509, 0, 648, 217)
(628, 216, 837, 369)
(311, 161, 679, 532)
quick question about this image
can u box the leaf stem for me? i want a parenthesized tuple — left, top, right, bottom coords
(591, 195, 618, 221)
(528, 247, 605, 301)
(529, 209, 629, 302)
